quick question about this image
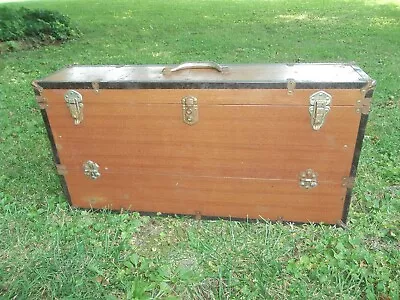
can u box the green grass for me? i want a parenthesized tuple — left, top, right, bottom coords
(0, 0, 399, 298)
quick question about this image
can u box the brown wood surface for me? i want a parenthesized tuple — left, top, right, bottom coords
(43, 88, 362, 106)
(66, 171, 346, 224)
(42, 88, 361, 223)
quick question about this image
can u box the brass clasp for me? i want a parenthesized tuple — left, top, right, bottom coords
(64, 90, 83, 125)
(181, 96, 199, 125)
(309, 91, 331, 131)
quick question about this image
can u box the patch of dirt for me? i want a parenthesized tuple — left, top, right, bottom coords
(0, 38, 63, 55)
(130, 217, 195, 252)
(130, 218, 165, 248)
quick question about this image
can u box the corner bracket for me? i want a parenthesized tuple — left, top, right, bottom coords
(342, 177, 355, 189)
(32, 81, 43, 94)
(357, 79, 376, 115)
(56, 164, 68, 176)
(32, 81, 47, 109)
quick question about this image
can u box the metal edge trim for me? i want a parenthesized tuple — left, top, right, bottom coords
(40, 109, 73, 206)
(40, 110, 60, 164)
(350, 65, 372, 81)
(41, 63, 360, 68)
(341, 114, 369, 224)
(37, 81, 366, 90)
(34, 66, 73, 82)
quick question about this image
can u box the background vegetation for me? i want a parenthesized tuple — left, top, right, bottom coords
(0, 0, 399, 299)
(0, 6, 80, 53)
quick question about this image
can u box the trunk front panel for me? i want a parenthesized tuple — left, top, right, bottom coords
(42, 88, 362, 223)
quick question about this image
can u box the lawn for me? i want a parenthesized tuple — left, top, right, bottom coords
(0, 0, 399, 299)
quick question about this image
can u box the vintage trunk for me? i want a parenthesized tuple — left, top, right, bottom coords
(32, 63, 375, 224)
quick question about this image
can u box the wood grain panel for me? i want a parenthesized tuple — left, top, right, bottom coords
(42, 88, 362, 223)
(65, 171, 346, 224)
(46, 103, 360, 181)
(42, 89, 362, 106)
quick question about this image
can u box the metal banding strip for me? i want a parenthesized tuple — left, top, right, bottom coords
(37, 81, 367, 90)
(341, 114, 369, 224)
(41, 110, 60, 164)
(365, 90, 374, 98)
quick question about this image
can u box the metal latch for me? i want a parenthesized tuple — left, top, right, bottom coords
(182, 96, 198, 125)
(309, 91, 331, 131)
(64, 90, 83, 125)
(299, 169, 318, 189)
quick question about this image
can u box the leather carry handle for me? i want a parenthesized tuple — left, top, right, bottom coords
(162, 62, 228, 74)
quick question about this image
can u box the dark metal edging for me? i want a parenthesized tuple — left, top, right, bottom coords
(341, 77, 375, 224)
(37, 81, 367, 90)
(35, 89, 73, 206)
(341, 114, 369, 224)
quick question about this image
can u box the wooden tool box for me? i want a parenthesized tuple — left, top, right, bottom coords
(32, 62, 375, 224)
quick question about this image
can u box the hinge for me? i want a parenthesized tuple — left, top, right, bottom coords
(357, 79, 376, 114)
(56, 164, 67, 176)
(287, 78, 296, 95)
(309, 91, 332, 131)
(181, 96, 199, 125)
(299, 169, 318, 189)
(64, 90, 84, 125)
(342, 177, 355, 189)
(92, 82, 100, 93)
